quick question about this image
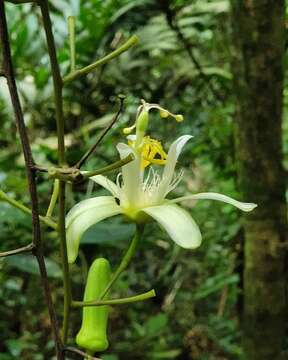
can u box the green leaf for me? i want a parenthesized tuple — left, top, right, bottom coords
(5, 339, 23, 357)
(194, 273, 239, 300)
(145, 313, 168, 336)
(81, 222, 135, 246)
(148, 350, 182, 358)
(5, 254, 62, 279)
(101, 355, 119, 360)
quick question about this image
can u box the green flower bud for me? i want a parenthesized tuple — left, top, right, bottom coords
(76, 258, 111, 353)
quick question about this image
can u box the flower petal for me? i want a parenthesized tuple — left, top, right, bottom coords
(142, 203, 202, 249)
(66, 196, 122, 263)
(172, 192, 257, 212)
(157, 135, 192, 199)
(90, 174, 119, 198)
(162, 135, 192, 181)
(116, 142, 141, 204)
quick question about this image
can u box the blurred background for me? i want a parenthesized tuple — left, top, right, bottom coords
(0, 0, 287, 359)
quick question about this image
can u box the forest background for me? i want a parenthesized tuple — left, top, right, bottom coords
(0, 1, 287, 359)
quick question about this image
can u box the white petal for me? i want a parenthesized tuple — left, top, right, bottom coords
(163, 135, 192, 180)
(172, 192, 257, 212)
(89, 174, 119, 198)
(142, 204, 202, 249)
(66, 196, 122, 263)
(116, 142, 141, 204)
(158, 135, 192, 199)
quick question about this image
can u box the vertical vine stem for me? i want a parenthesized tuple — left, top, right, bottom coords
(38, 0, 71, 344)
(68, 16, 76, 73)
(0, 2, 64, 359)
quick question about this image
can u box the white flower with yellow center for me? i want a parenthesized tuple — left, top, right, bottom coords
(66, 100, 257, 263)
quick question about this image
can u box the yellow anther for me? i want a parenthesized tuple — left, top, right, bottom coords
(123, 124, 136, 135)
(127, 136, 167, 169)
(140, 136, 167, 169)
(160, 110, 169, 118)
(175, 114, 184, 122)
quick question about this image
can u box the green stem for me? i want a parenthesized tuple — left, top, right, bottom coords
(48, 167, 82, 183)
(0, 243, 35, 258)
(39, 1, 71, 344)
(46, 179, 59, 217)
(0, 189, 57, 230)
(86, 351, 94, 359)
(81, 154, 134, 179)
(63, 35, 139, 84)
(46, 154, 134, 183)
(59, 181, 71, 343)
(68, 16, 76, 73)
(99, 224, 143, 300)
(72, 289, 156, 308)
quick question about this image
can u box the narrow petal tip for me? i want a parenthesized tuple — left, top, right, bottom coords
(240, 202, 258, 212)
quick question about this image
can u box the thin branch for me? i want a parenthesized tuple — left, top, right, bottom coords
(0, 243, 35, 258)
(46, 179, 60, 217)
(63, 347, 101, 360)
(80, 154, 134, 179)
(0, 3, 63, 358)
(75, 95, 125, 169)
(48, 167, 83, 182)
(68, 16, 76, 73)
(72, 289, 156, 308)
(63, 35, 139, 84)
(0, 189, 58, 229)
(48, 154, 134, 182)
(33, 154, 133, 183)
(39, 0, 71, 344)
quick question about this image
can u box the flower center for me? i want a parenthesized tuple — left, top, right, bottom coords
(128, 136, 167, 169)
(122, 99, 184, 170)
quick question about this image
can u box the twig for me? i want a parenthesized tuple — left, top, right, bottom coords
(75, 95, 125, 169)
(0, 189, 58, 229)
(80, 154, 134, 179)
(0, 3, 63, 359)
(68, 16, 76, 73)
(39, 0, 71, 344)
(72, 289, 156, 307)
(46, 179, 60, 217)
(63, 347, 101, 360)
(217, 285, 228, 317)
(63, 36, 139, 84)
(32, 154, 134, 183)
(0, 243, 35, 258)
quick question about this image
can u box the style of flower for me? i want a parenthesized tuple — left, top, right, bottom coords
(66, 100, 257, 263)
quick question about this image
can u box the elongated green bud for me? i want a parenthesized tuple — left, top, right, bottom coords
(76, 258, 111, 353)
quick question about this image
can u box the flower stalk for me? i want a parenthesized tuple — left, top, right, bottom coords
(99, 224, 143, 300)
(72, 289, 156, 308)
(63, 35, 139, 84)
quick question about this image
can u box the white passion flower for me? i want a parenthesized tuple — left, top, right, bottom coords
(66, 100, 257, 263)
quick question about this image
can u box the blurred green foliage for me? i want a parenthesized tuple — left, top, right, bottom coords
(0, 0, 267, 359)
